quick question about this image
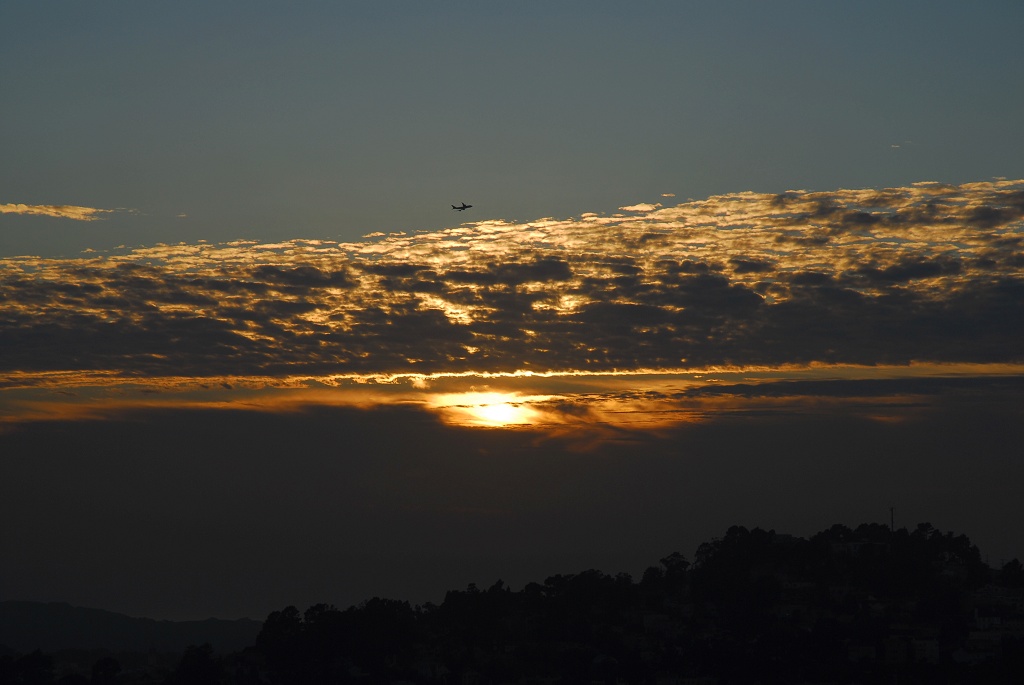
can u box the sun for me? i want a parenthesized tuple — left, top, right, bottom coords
(471, 400, 531, 426)
(427, 391, 544, 428)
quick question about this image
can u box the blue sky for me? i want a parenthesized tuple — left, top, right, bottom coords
(3, 1, 1023, 256)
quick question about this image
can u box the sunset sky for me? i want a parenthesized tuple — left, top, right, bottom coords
(3, 1, 1023, 621)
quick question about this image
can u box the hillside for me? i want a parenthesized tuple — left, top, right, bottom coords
(0, 602, 260, 654)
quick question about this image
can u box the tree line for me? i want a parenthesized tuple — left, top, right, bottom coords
(4, 522, 1023, 684)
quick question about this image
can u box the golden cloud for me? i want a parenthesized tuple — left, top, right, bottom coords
(0, 203, 119, 221)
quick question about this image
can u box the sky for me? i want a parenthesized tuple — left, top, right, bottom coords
(2, 1, 1024, 621)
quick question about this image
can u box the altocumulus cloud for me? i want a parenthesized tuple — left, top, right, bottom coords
(0, 203, 121, 221)
(1, 180, 1022, 387)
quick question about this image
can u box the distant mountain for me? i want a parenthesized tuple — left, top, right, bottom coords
(0, 601, 261, 654)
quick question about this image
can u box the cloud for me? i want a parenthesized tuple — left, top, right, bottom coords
(618, 202, 662, 212)
(0, 203, 119, 221)
(0, 179, 1021, 391)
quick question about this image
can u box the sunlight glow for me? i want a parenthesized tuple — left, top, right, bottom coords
(427, 392, 547, 428)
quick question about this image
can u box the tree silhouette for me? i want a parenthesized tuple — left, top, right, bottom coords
(10, 520, 1015, 685)
(166, 644, 221, 685)
(90, 656, 120, 685)
(2, 651, 54, 685)
(1001, 558, 1024, 587)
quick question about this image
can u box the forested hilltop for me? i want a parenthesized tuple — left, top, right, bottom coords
(4, 523, 1023, 684)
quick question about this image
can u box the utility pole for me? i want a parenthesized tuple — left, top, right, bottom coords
(890, 506, 894, 533)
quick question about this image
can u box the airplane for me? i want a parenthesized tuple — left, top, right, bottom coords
(452, 202, 472, 211)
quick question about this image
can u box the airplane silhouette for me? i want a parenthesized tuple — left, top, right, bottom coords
(452, 203, 472, 211)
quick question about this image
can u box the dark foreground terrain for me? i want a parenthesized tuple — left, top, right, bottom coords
(3, 522, 1023, 684)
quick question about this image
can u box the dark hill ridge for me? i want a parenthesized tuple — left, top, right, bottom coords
(0, 601, 260, 654)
